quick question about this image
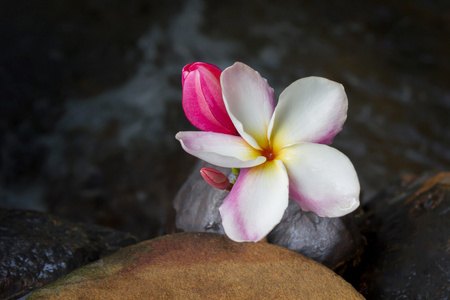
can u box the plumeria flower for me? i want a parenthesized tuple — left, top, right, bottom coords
(176, 62, 360, 242)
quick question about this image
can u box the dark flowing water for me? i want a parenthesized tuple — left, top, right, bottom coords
(1, 0, 449, 239)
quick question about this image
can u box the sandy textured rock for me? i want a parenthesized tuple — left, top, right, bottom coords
(29, 232, 364, 299)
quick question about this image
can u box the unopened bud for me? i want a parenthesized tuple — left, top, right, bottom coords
(200, 168, 232, 191)
(182, 62, 237, 135)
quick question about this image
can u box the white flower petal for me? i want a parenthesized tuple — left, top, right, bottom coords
(278, 142, 360, 217)
(221, 62, 275, 150)
(269, 77, 348, 151)
(219, 160, 289, 242)
(176, 131, 265, 168)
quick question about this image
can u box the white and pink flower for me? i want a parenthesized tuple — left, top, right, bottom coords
(176, 62, 360, 242)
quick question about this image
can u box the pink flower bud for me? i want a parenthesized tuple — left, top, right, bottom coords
(182, 62, 238, 135)
(200, 168, 232, 190)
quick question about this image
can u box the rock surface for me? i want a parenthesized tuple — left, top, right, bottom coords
(0, 209, 139, 300)
(174, 161, 365, 269)
(173, 162, 230, 235)
(29, 232, 364, 299)
(359, 171, 450, 298)
(268, 200, 365, 270)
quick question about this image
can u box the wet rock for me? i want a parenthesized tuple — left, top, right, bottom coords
(29, 232, 364, 299)
(0, 209, 139, 300)
(359, 172, 450, 298)
(174, 161, 365, 269)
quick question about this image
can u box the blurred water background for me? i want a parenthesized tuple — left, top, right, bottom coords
(1, 0, 449, 239)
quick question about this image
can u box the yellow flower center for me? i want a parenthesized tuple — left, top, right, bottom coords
(260, 147, 277, 161)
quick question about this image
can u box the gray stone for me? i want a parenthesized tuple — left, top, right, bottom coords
(173, 161, 229, 235)
(174, 160, 365, 269)
(268, 200, 364, 269)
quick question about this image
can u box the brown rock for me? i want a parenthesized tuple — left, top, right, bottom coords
(29, 232, 364, 299)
